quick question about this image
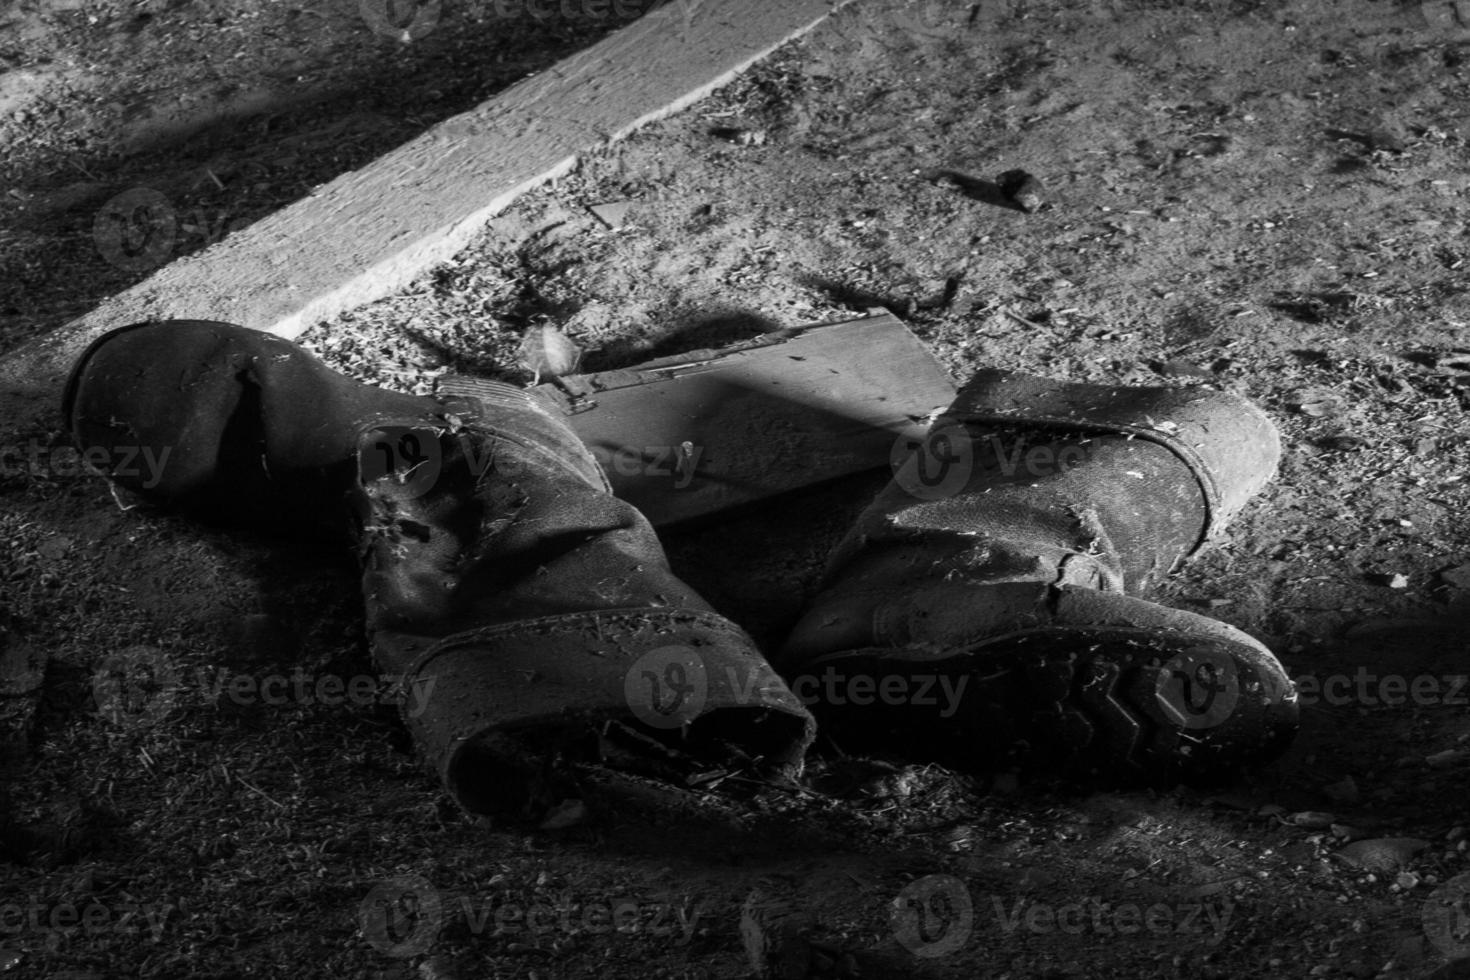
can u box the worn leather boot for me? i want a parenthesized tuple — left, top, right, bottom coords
(64, 320, 815, 813)
(778, 369, 1297, 785)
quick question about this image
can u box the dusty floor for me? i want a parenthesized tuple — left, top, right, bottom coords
(4, 0, 1470, 977)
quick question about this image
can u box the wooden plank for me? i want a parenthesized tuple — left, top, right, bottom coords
(0, 0, 853, 420)
(527, 310, 957, 526)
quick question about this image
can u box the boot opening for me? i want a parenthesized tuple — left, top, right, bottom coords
(627, 704, 813, 771)
(444, 706, 812, 816)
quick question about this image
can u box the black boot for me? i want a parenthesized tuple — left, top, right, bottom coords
(778, 369, 1297, 785)
(64, 320, 815, 812)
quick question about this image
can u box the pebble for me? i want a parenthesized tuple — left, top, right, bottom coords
(517, 324, 583, 381)
(538, 798, 588, 831)
(1286, 387, 1348, 418)
(1334, 837, 1431, 872)
(996, 168, 1044, 212)
(1440, 565, 1470, 589)
(1286, 811, 1337, 829)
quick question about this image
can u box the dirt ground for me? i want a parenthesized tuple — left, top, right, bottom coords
(4, 0, 1470, 977)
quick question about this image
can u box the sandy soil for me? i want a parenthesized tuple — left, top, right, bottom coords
(5, 0, 1470, 977)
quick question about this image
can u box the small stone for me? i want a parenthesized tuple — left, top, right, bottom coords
(1286, 387, 1348, 418)
(1287, 810, 1337, 829)
(862, 767, 921, 798)
(996, 168, 1045, 212)
(1440, 565, 1470, 589)
(538, 798, 588, 831)
(1152, 359, 1213, 379)
(517, 323, 583, 381)
(1368, 571, 1411, 588)
(1334, 837, 1431, 872)
(710, 126, 766, 146)
(588, 200, 636, 230)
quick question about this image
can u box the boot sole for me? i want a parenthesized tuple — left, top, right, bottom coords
(797, 624, 1298, 787)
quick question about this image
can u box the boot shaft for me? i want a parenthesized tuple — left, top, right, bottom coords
(64, 320, 817, 811)
(778, 369, 1294, 786)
